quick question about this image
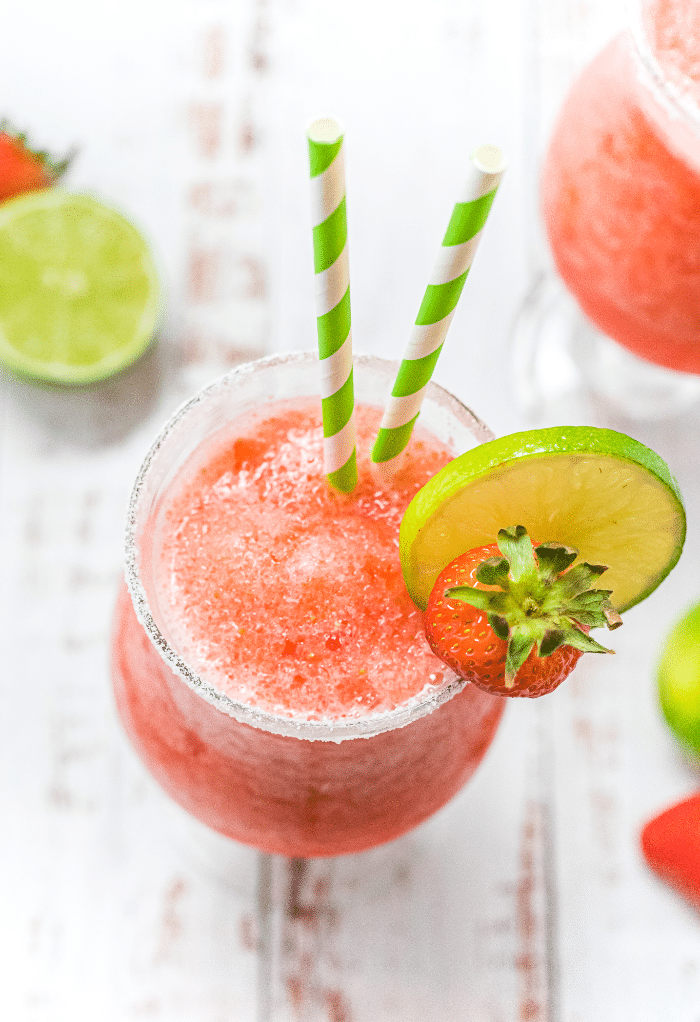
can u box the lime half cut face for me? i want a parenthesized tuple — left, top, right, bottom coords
(0, 189, 161, 384)
(400, 426, 685, 612)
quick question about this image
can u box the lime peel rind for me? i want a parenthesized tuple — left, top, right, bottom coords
(400, 426, 685, 613)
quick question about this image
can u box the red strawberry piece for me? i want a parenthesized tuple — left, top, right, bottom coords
(424, 525, 623, 698)
(0, 119, 73, 202)
(641, 793, 700, 911)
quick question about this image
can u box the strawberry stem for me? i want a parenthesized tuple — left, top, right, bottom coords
(445, 525, 621, 687)
(0, 117, 76, 181)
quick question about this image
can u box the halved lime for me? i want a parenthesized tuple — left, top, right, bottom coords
(400, 426, 685, 611)
(0, 189, 161, 384)
(658, 601, 700, 757)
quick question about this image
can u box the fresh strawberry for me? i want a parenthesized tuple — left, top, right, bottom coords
(0, 119, 73, 202)
(423, 525, 623, 698)
(641, 793, 700, 911)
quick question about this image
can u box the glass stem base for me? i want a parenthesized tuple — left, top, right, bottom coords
(511, 272, 700, 424)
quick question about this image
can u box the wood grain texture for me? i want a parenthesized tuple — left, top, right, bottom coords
(1, 0, 700, 1018)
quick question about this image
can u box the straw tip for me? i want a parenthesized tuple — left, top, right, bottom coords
(471, 143, 507, 175)
(307, 117, 344, 144)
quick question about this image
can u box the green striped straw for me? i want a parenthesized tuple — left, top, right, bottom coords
(307, 117, 357, 493)
(371, 143, 506, 466)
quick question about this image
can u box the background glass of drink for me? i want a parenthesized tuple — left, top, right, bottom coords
(515, 0, 700, 421)
(111, 352, 505, 859)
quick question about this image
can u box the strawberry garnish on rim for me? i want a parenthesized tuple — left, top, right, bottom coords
(424, 525, 623, 698)
(0, 118, 74, 202)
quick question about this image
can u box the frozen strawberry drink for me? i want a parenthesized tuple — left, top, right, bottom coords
(542, 0, 700, 374)
(112, 353, 504, 857)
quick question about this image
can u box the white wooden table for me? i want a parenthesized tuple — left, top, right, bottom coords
(3, 1, 700, 1018)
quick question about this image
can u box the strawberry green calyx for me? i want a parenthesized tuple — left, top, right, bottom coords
(444, 525, 623, 687)
(0, 118, 75, 181)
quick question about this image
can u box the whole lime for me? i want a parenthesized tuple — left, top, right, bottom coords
(658, 601, 700, 756)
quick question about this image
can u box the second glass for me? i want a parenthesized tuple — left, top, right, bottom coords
(517, 0, 700, 420)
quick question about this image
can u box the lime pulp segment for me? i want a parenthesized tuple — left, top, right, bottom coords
(400, 426, 685, 612)
(0, 190, 161, 384)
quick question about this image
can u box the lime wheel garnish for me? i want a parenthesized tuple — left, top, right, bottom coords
(400, 425, 685, 612)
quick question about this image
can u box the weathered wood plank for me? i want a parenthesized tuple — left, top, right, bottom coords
(544, 407, 700, 1022)
(0, 384, 261, 1019)
(255, 700, 553, 1021)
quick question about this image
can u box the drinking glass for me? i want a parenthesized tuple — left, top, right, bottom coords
(514, 0, 700, 421)
(111, 352, 504, 858)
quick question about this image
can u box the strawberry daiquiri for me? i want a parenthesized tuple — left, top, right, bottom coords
(112, 353, 504, 858)
(542, 0, 700, 374)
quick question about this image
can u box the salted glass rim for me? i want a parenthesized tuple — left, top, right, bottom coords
(124, 350, 493, 741)
(628, 0, 700, 136)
